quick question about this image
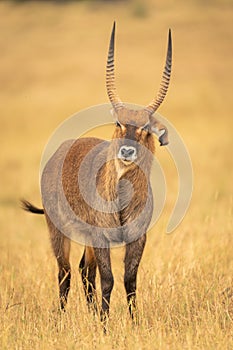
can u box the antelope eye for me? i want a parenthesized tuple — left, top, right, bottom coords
(116, 121, 121, 128)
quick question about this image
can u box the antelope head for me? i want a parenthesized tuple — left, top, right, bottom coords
(106, 22, 172, 166)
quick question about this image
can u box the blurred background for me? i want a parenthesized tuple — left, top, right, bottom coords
(0, 1, 232, 348)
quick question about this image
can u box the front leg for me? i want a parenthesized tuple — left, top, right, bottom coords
(94, 247, 114, 323)
(124, 234, 146, 321)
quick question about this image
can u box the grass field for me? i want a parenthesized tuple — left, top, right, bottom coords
(0, 0, 233, 349)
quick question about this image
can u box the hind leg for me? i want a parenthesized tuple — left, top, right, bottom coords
(79, 246, 97, 309)
(46, 215, 71, 310)
(57, 236, 71, 310)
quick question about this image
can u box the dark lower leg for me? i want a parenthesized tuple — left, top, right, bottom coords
(50, 232, 71, 311)
(58, 263, 71, 310)
(94, 247, 114, 322)
(124, 235, 146, 320)
(125, 275, 137, 320)
(79, 248, 97, 308)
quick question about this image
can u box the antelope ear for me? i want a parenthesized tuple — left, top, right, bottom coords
(150, 116, 169, 146)
(110, 108, 118, 119)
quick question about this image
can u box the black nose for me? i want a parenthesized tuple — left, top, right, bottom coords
(121, 147, 135, 157)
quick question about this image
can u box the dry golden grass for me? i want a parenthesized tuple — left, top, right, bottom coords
(0, 1, 233, 349)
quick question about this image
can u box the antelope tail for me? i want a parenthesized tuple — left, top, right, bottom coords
(21, 199, 44, 215)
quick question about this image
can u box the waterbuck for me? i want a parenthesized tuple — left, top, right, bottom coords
(22, 23, 172, 321)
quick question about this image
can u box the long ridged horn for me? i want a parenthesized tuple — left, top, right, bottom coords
(106, 22, 124, 111)
(145, 29, 172, 114)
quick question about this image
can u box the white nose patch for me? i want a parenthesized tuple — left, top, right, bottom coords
(118, 145, 137, 162)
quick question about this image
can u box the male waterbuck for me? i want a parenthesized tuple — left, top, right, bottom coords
(22, 23, 172, 321)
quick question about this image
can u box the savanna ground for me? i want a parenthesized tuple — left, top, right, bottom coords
(0, 0, 232, 349)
